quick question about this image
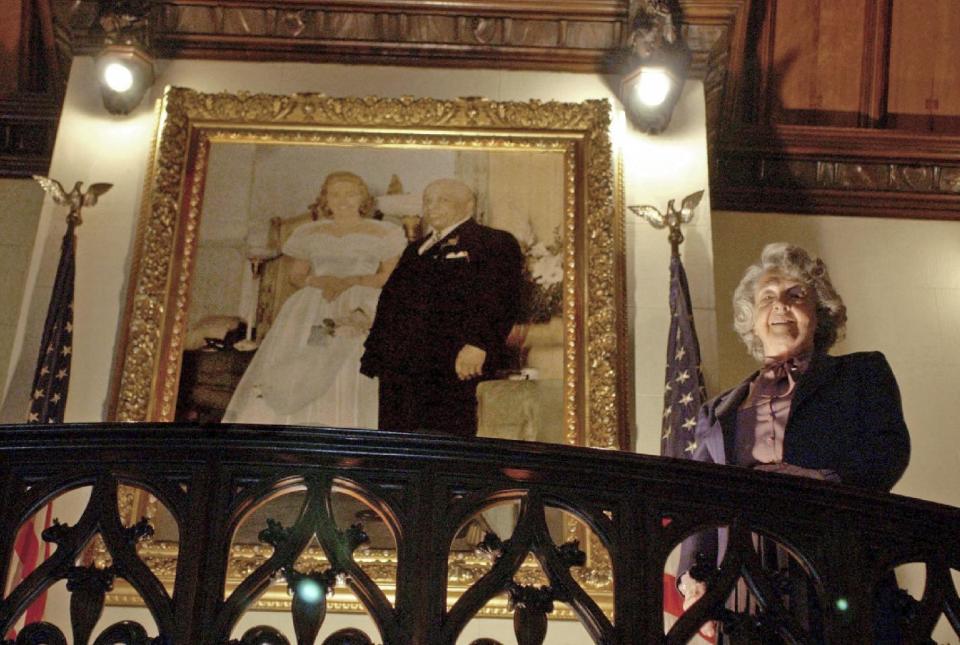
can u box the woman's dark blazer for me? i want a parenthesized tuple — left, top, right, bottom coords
(678, 351, 911, 577)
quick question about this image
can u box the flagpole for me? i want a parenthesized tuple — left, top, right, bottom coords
(629, 189, 711, 628)
(27, 177, 111, 424)
(666, 211, 684, 259)
(5, 178, 112, 638)
(627, 189, 707, 459)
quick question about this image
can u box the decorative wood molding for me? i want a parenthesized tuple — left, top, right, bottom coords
(56, 0, 745, 75)
(64, 0, 631, 72)
(15, 0, 955, 223)
(713, 125, 960, 220)
(678, 0, 752, 78)
(678, 0, 752, 158)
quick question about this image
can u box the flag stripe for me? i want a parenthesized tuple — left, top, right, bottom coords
(23, 504, 54, 624)
(28, 219, 75, 424)
(663, 572, 685, 617)
(12, 522, 40, 584)
(661, 254, 707, 459)
(7, 508, 52, 638)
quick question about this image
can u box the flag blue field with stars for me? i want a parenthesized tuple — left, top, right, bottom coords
(27, 219, 76, 424)
(661, 254, 707, 459)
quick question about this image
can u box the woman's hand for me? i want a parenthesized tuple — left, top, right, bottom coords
(308, 275, 349, 301)
(679, 572, 716, 638)
(288, 259, 349, 300)
(333, 309, 372, 337)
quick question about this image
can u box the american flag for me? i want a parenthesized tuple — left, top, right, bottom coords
(27, 218, 76, 425)
(659, 253, 712, 642)
(660, 253, 707, 459)
(6, 218, 77, 637)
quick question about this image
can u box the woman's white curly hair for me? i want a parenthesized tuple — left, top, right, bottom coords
(732, 243, 847, 361)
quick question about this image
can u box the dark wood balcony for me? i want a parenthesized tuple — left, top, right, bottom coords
(0, 423, 957, 644)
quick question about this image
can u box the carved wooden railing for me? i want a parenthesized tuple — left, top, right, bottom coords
(0, 423, 957, 644)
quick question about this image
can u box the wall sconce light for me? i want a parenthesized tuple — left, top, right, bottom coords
(620, 0, 690, 134)
(96, 44, 154, 114)
(95, 2, 155, 115)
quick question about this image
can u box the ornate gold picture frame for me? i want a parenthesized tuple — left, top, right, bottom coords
(108, 87, 626, 619)
(112, 87, 626, 449)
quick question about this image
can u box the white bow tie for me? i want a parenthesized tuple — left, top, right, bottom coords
(418, 231, 440, 255)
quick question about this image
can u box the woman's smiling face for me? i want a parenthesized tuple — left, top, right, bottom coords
(752, 269, 818, 360)
(325, 179, 367, 220)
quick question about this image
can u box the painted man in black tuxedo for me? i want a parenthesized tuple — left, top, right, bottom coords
(360, 178, 524, 437)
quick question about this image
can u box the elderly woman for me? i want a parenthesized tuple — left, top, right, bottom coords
(677, 242, 910, 639)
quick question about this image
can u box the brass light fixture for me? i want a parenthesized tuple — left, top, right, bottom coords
(95, 1, 155, 115)
(620, 0, 691, 134)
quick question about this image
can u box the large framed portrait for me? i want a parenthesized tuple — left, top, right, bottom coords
(107, 87, 626, 619)
(112, 87, 626, 449)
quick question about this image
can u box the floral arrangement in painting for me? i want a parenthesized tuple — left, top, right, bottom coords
(517, 221, 564, 324)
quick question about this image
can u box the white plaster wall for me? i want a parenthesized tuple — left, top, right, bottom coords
(0, 178, 43, 404)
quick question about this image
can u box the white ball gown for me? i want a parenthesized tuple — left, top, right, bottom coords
(222, 219, 406, 427)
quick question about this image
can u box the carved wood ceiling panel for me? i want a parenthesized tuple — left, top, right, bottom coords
(5, 0, 957, 221)
(66, 0, 631, 72)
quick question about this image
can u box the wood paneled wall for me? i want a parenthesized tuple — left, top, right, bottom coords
(769, 0, 868, 125)
(712, 0, 960, 220)
(887, 0, 960, 132)
(738, 0, 960, 132)
(0, 0, 64, 177)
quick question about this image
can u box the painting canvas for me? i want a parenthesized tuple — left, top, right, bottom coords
(174, 144, 567, 444)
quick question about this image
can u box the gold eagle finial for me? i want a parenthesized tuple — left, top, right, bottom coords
(32, 176, 113, 226)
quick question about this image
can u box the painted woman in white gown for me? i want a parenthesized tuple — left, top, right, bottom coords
(223, 171, 406, 427)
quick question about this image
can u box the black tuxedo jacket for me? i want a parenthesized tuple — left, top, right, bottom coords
(361, 219, 523, 380)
